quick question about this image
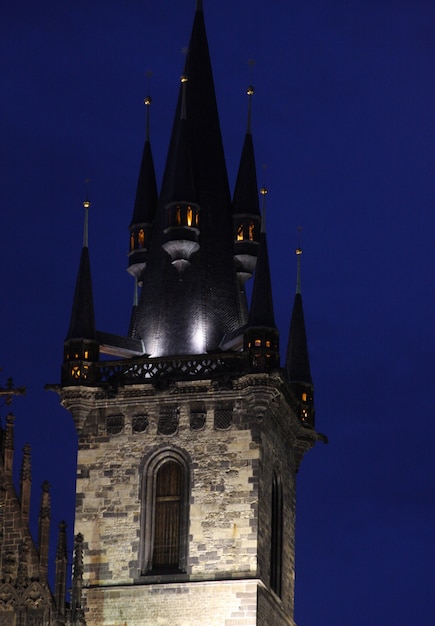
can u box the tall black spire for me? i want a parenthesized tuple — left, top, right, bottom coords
(232, 86, 261, 221)
(244, 189, 279, 369)
(248, 190, 276, 329)
(232, 85, 262, 319)
(285, 246, 314, 425)
(161, 75, 201, 273)
(65, 201, 96, 343)
(285, 247, 312, 383)
(63, 200, 99, 384)
(128, 95, 158, 285)
(130, 4, 242, 356)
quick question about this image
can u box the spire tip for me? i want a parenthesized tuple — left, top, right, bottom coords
(260, 187, 268, 233)
(180, 75, 188, 120)
(144, 94, 152, 141)
(82, 185, 90, 248)
(295, 228, 303, 294)
(246, 85, 254, 133)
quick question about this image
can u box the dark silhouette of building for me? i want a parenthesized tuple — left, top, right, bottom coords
(0, 381, 68, 625)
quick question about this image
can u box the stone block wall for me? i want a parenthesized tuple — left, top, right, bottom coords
(257, 401, 297, 620)
(84, 579, 259, 626)
(74, 382, 262, 587)
(64, 373, 301, 625)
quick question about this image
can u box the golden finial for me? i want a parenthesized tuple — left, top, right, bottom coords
(144, 96, 152, 140)
(143, 71, 153, 139)
(246, 60, 256, 133)
(296, 226, 303, 255)
(83, 179, 91, 248)
(180, 75, 188, 120)
(246, 85, 254, 133)
(260, 187, 268, 233)
(296, 227, 303, 293)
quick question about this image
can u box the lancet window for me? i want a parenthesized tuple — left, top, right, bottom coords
(270, 471, 283, 597)
(140, 448, 190, 575)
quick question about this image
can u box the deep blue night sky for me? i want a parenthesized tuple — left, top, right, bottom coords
(1, 1, 434, 624)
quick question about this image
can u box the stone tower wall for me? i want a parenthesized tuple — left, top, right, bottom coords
(74, 384, 262, 586)
(65, 374, 301, 626)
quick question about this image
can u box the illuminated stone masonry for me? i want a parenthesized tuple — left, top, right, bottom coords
(61, 370, 315, 625)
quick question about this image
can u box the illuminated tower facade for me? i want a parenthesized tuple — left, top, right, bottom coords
(59, 3, 324, 625)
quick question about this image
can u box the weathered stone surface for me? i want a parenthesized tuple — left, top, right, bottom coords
(60, 372, 313, 625)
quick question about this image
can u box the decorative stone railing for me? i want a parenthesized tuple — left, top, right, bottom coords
(62, 352, 252, 387)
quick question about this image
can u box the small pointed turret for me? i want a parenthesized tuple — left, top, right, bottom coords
(128, 95, 158, 285)
(285, 245, 314, 426)
(244, 189, 279, 369)
(71, 533, 85, 626)
(161, 75, 201, 273)
(17, 540, 29, 589)
(3, 413, 14, 478)
(55, 521, 68, 618)
(63, 200, 99, 384)
(19, 443, 31, 522)
(232, 86, 261, 317)
(38, 480, 51, 577)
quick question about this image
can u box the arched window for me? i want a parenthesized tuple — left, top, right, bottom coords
(248, 221, 255, 241)
(140, 448, 190, 575)
(153, 461, 182, 569)
(270, 471, 283, 597)
(138, 229, 145, 248)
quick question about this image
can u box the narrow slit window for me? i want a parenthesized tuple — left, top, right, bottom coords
(270, 471, 283, 597)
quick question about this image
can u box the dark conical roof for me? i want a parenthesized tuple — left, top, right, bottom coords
(130, 4, 243, 356)
(160, 7, 230, 209)
(285, 292, 312, 384)
(130, 138, 158, 226)
(65, 245, 97, 341)
(248, 228, 276, 329)
(232, 132, 261, 217)
(164, 90, 196, 204)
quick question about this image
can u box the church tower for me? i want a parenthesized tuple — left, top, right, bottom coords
(59, 3, 325, 625)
